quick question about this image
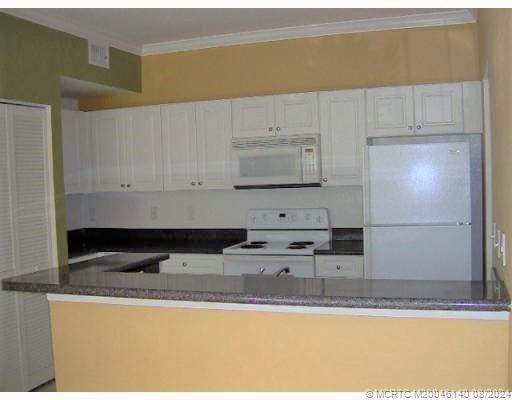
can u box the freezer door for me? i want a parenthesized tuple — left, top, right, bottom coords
(365, 142, 471, 225)
(364, 225, 472, 280)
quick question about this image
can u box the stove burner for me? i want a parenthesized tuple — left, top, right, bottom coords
(288, 245, 307, 249)
(290, 241, 314, 246)
(250, 241, 267, 245)
(241, 244, 264, 249)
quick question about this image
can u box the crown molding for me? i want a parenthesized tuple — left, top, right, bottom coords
(3, 9, 475, 57)
(141, 10, 475, 56)
(3, 9, 142, 55)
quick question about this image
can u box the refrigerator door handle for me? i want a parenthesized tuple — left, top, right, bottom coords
(364, 222, 472, 227)
(362, 145, 370, 225)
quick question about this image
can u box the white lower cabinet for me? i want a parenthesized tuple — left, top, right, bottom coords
(160, 254, 223, 275)
(315, 255, 364, 278)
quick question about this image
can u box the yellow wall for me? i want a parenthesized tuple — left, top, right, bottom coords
(478, 9, 512, 387)
(49, 301, 508, 391)
(79, 23, 480, 111)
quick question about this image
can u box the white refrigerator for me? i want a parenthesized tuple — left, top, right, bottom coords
(363, 139, 481, 280)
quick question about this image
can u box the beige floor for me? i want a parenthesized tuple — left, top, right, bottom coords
(33, 380, 56, 392)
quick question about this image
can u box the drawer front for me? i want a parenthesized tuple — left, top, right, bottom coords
(160, 254, 223, 275)
(315, 255, 363, 278)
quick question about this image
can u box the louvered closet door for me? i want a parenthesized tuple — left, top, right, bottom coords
(8, 104, 54, 390)
(0, 104, 24, 391)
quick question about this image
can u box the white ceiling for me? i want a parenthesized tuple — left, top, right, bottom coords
(4, 8, 476, 55)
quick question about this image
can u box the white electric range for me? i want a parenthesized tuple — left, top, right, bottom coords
(223, 208, 330, 277)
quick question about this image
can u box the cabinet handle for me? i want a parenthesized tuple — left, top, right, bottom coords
(276, 126, 281, 131)
(121, 184, 125, 188)
(416, 124, 422, 130)
(322, 178, 328, 183)
(198, 181, 203, 186)
(408, 125, 413, 131)
(127, 184, 131, 188)
(268, 127, 273, 132)
(191, 182, 196, 186)
(182, 262, 188, 267)
(336, 265, 342, 270)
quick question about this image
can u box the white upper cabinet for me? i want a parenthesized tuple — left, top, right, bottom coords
(91, 106, 163, 192)
(90, 109, 125, 192)
(61, 110, 92, 194)
(161, 103, 199, 191)
(232, 96, 274, 138)
(366, 86, 415, 137)
(124, 106, 163, 191)
(414, 83, 463, 134)
(232, 92, 319, 138)
(67, 81, 483, 193)
(319, 89, 366, 186)
(274, 92, 319, 135)
(162, 101, 233, 191)
(462, 81, 483, 133)
(196, 100, 233, 190)
(365, 82, 482, 137)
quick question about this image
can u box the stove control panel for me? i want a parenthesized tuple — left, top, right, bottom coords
(247, 208, 329, 230)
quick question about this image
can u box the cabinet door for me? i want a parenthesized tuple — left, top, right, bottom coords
(232, 96, 275, 138)
(61, 111, 92, 194)
(90, 110, 125, 192)
(319, 89, 365, 186)
(462, 81, 483, 133)
(61, 110, 82, 194)
(161, 103, 199, 190)
(274, 92, 319, 135)
(0, 105, 24, 391)
(414, 83, 463, 134)
(124, 106, 163, 191)
(160, 254, 223, 275)
(77, 113, 93, 193)
(18, 293, 54, 390)
(196, 100, 233, 190)
(315, 255, 364, 278)
(366, 86, 414, 137)
(6, 105, 54, 390)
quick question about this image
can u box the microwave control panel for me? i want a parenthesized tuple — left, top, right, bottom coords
(301, 146, 319, 182)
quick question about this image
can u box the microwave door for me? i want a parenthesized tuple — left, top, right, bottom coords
(232, 146, 303, 186)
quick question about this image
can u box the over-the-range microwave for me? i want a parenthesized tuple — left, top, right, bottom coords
(231, 135, 320, 189)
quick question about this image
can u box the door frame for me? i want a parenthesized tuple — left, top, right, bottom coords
(482, 67, 495, 279)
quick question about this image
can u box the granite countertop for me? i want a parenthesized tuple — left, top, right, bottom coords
(314, 240, 363, 255)
(2, 253, 509, 312)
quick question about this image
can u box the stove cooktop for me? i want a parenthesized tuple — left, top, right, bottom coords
(223, 240, 327, 256)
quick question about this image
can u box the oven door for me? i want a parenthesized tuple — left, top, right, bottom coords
(223, 255, 314, 278)
(232, 146, 303, 187)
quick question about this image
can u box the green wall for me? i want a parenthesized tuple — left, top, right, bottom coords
(0, 12, 142, 265)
